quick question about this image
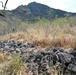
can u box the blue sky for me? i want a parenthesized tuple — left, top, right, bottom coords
(0, 0, 76, 12)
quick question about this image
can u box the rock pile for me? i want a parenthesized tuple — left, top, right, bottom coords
(0, 40, 35, 54)
(24, 48, 76, 75)
(0, 40, 76, 75)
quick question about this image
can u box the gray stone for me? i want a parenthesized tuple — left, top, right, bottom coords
(68, 64, 76, 72)
(72, 66, 76, 72)
(58, 52, 74, 63)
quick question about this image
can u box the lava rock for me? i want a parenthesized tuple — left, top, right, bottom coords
(68, 63, 76, 72)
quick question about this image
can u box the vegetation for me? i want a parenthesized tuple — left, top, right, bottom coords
(0, 1, 76, 75)
(0, 16, 76, 49)
(0, 53, 24, 75)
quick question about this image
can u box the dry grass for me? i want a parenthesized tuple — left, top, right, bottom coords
(0, 53, 24, 75)
(0, 25, 76, 49)
(0, 52, 8, 63)
(0, 25, 76, 75)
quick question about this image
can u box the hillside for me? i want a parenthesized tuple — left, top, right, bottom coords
(0, 1, 76, 24)
(0, 1, 76, 35)
(11, 2, 76, 21)
(0, 2, 76, 22)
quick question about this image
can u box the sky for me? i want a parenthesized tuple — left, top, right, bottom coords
(0, 0, 76, 12)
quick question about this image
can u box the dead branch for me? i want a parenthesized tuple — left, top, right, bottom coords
(4, 0, 8, 10)
(0, 0, 8, 17)
(0, 1, 4, 7)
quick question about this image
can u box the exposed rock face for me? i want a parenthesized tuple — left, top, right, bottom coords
(0, 40, 76, 75)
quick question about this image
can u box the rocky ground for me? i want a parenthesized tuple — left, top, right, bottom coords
(0, 40, 76, 75)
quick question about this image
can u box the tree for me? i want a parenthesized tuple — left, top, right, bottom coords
(0, 0, 8, 17)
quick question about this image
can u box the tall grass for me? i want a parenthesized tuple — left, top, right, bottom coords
(0, 53, 24, 75)
(0, 17, 76, 48)
(0, 24, 76, 49)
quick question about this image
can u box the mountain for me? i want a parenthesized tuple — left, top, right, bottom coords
(11, 2, 76, 21)
(0, 2, 76, 35)
(0, 2, 76, 22)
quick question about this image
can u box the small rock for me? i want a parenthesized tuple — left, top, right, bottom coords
(68, 63, 76, 72)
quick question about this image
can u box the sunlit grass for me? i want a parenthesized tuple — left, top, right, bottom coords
(0, 53, 24, 75)
(0, 25, 76, 49)
(0, 21, 76, 75)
